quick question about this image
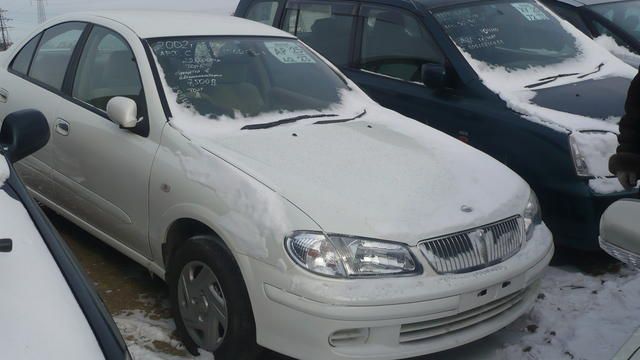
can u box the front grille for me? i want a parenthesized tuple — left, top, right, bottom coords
(419, 216, 524, 274)
(399, 290, 526, 344)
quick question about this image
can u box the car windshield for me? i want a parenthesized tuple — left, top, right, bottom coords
(149, 37, 350, 120)
(433, 0, 580, 69)
(589, 0, 640, 41)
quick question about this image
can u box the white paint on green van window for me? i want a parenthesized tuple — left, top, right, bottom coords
(265, 42, 316, 64)
(511, 3, 550, 21)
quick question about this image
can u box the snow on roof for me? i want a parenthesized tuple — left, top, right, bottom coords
(54, 11, 295, 39)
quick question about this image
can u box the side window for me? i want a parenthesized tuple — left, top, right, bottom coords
(360, 7, 443, 82)
(72, 26, 143, 114)
(283, 2, 356, 66)
(589, 3, 640, 39)
(544, 3, 590, 34)
(29, 22, 86, 90)
(246, 1, 280, 25)
(10, 34, 41, 75)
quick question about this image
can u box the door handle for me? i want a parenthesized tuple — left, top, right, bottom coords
(0, 88, 8, 103)
(55, 119, 70, 136)
(0, 238, 12, 253)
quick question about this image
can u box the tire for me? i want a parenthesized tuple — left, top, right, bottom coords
(167, 235, 259, 360)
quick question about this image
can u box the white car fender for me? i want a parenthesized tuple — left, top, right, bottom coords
(148, 125, 321, 275)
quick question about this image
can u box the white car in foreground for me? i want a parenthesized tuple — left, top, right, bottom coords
(0, 110, 129, 359)
(0, 12, 553, 360)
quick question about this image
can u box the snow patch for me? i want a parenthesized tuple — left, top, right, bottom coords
(571, 131, 618, 177)
(589, 177, 625, 194)
(497, 266, 640, 360)
(176, 149, 289, 259)
(595, 35, 640, 68)
(452, 6, 636, 133)
(115, 310, 213, 360)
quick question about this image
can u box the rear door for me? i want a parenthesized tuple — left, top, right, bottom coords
(345, 4, 449, 127)
(276, 2, 486, 144)
(51, 24, 157, 258)
(1, 22, 87, 201)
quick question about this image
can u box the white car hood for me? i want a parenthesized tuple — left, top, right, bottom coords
(0, 187, 103, 359)
(196, 112, 530, 245)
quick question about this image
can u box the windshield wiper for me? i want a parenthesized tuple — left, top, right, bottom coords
(241, 114, 339, 130)
(577, 62, 605, 79)
(314, 110, 367, 125)
(525, 72, 580, 89)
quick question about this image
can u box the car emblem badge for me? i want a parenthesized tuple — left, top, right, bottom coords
(469, 229, 489, 263)
(461, 205, 473, 213)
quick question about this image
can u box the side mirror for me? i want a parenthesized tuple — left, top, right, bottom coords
(0, 109, 50, 163)
(600, 199, 640, 267)
(421, 63, 448, 89)
(106, 97, 138, 129)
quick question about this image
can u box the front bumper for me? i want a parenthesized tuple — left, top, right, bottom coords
(539, 181, 638, 251)
(236, 224, 554, 360)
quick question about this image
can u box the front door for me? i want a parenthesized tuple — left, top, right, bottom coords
(278, 2, 486, 146)
(51, 25, 157, 257)
(346, 5, 487, 145)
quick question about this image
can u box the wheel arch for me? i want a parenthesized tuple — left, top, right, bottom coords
(162, 217, 233, 270)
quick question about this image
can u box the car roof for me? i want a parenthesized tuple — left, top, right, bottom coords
(55, 10, 296, 39)
(539, 0, 626, 6)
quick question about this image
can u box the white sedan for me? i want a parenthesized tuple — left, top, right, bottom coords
(0, 11, 553, 360)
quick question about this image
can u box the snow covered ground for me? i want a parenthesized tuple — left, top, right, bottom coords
(52, 208, 639, 360)
(443, 265, 640, 360)
(115, 265, 640, 360)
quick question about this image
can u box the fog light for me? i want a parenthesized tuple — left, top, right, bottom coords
(328, 328, 370, 347)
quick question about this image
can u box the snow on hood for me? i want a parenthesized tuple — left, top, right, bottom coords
(158, 56, 530, 243)
(182, 105, 530, 245)
(455, 9, 636, 134)
(594, 35, 640, 68)
(571, 131, 625, 193)
(451, 9, 636, 194)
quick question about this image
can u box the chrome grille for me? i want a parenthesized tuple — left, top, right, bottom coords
(419, 216, 524, 274)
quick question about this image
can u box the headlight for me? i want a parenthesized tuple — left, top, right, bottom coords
(524, 191, 542, 241)
(285, 232, 420, 278)
(569, 131, 618, 177)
